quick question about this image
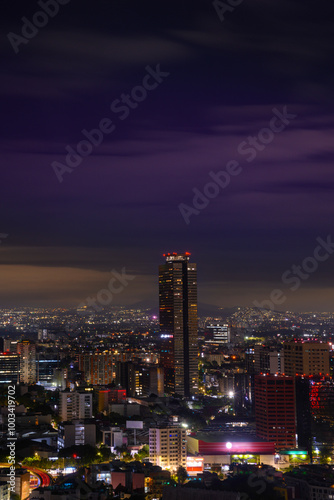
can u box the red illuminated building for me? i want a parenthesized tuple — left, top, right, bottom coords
(98, 387, 126, 412)
(255, 374, 296, 449)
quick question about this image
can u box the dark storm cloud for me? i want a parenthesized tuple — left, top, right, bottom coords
(1, 0, 334, 309)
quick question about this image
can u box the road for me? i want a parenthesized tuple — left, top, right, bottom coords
(24, 466, 53, 489)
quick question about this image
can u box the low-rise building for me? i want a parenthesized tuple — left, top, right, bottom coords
(187, 432, 276, 468)
(0, 469, 30, 500)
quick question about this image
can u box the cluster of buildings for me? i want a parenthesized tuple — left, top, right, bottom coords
(1, 253, 334, 499)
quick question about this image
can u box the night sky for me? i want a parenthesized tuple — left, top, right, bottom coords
(1, 0, 334, 311)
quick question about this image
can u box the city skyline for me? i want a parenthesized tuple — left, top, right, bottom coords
(2, 1, 334, 497)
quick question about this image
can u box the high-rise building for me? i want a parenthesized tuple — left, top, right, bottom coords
(78, 352, 115, 385)
(133, 364, 165, 398)
(283, 341, 330, 377)
(255, 374, 296, 449)
(116, 361, 136, 397)
(149, 427, 187, 470)
(254, 345, 284, 375)
(159, 252, 198, 397)
(37, 352, 59, 387)
(295, 376, 312, 457)
(309, 377, 334, 424)
(17, 341, 36, 384)
(59, 390, 93, 421)
(0, 352, 19, 385)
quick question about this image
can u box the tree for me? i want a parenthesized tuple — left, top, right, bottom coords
(176, 466, 188, 485)
(97, 445, 113, 463)
(319, 445, 333, 465)
(134, 445, 149, 462)
(108, 411, 126, 426)
(59, 445, 98, 467)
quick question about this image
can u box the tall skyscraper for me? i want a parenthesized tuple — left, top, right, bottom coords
(159, 252, 198, 397)
(255, 374, 296, 449)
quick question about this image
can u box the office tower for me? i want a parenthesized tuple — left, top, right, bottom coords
(245, 348, 255, 373)
(116, 361, 136, 397)
(159, 252, 198, 397)
(283, 341, 330, 377)
(54, 368, 67, 390)
(254, 345, 284, 374)
(37, 352, 59, 387)
(131, 364, 163, 398)
(255, 374, 296, 448)
(295, 377, 312, 457)
(206, 323, 231, 344)
(310, 377, 334, 424)
(17, 340, 37, 384)
(233, 372, 253, 415)
(78, 352, 115, 385)
(149, 366, 164, 397)
(149, 427, 187, 470)
(59, 390, 93, 421)
(0, 352, 19, 384)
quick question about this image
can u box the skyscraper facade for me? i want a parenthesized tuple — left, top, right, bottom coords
(0, 352, 19, 385)
(159, 252, 198, 397)
(255, 374, 296, 449)
(78, 352, 115, 385)
(59, 390, 93, 421)
(283, 341, 330, 377)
